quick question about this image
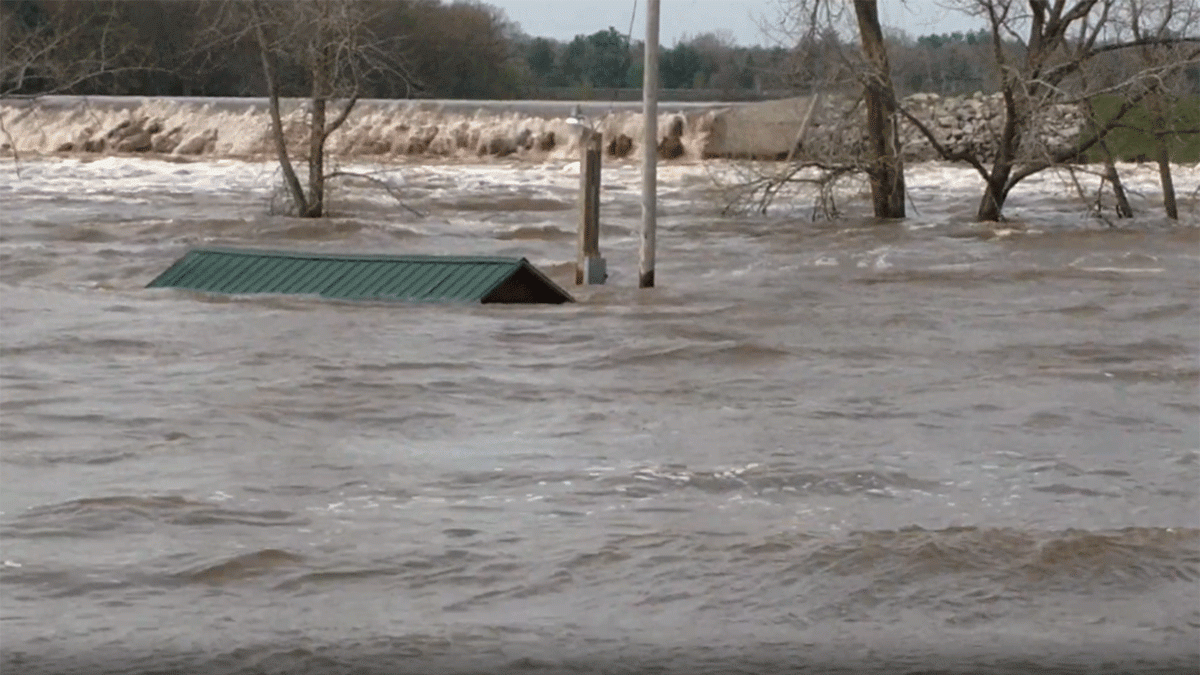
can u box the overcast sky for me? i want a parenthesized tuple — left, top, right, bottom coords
(496, 0, 988, 46)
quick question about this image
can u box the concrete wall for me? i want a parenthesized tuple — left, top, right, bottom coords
(701, 97, 816, 159)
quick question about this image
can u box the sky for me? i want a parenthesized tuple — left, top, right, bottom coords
(496, 0, 988, 47)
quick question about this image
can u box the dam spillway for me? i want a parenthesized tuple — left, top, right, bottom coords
(0, 94, 1086, 163)
(0, 96, 726, 162)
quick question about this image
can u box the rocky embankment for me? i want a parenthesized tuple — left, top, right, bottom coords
(705, 92, 1087, 161)
(896, 92, 1086, 161)
(0, 94, 1086, 163)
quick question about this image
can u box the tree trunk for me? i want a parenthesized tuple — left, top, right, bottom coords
(978, 178, 1008, 222)
(1148, 91, 1178, 219)
(978, 152, 1015, 222)
(252, 4, 309, 216)
(308, 95, 326, 218)
(1155, 142, 1178, 220)
(977, 85, 1023, 221)
(1079, 76, 1133, 218)
(304, 18, 331, 219)
(852, 0, 905, 218)
(1104, 152, 1134, 218)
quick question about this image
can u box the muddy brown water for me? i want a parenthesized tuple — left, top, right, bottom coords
(1, 156, 1197, 674)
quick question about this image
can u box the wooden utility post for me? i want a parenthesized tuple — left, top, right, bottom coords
(639, 0, 659, 288)
(577, 127, 605, 285)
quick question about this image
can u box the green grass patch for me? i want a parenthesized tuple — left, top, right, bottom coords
(1083, 94, 1200, 163)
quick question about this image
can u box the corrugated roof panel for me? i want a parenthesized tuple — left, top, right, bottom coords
(147, 247, 572, 304)
(284, 258, 331, 295)
(326, 259, 376, 298)
(199, 252, 247, 292)
(340, 263, 375, 296)
(213, 255, 261, 294)
(344, 260, 393, 298)
(476, 265, 509, 297)
(436, 264, 477, 300)
(237, 256, 289, 294)
(372, 262, 418, 298)
(225, 254, 267, 293)
(437, 265, 488, 299)
(445, 264, 494, 299)
(260, 257, 300, 294)
(406, 263, 451, 298)
(432, 265, 475, 300)
(174, 250, 221, 290)
(302, 258, 348, 295)
(415, 263, 456, 297)
(422, 265, 459, 298)
(322, 259, 366, 295)
(360, 260, 402, 297)
(270, 258, 308, 295)
(447, 263, 509, 300)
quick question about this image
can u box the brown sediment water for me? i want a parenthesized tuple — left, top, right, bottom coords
(0, 144, 1197, 674)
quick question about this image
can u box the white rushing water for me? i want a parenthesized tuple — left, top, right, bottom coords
(0, 97, 721, 161)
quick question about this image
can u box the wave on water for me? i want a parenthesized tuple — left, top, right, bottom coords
(182, 548, 307, 585)
(4, 512, 1193, 601)
(789, 525, 1200, 588)
(455, 198, 573, 213)
(493, 224, 576, 241)
(1, 495, 309, 536)
(581, 339, 793, 370)
(593, 465, 945, 500)
(419, 463, 944, 502)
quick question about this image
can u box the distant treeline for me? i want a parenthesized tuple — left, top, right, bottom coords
(2, 0, 525, 99)
(3, 0, 1197, 100)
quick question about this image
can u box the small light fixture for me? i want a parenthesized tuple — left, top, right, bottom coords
(566, 104, 590, 131)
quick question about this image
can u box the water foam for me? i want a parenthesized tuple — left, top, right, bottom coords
(1, 97, 721, 162)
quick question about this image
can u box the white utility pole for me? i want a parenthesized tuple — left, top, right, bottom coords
(639, 0, 660, 288)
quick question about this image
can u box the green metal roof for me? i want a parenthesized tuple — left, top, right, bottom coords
(146, 247, 574, 304)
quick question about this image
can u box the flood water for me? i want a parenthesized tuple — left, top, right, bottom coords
(1, 153, 1198, 674)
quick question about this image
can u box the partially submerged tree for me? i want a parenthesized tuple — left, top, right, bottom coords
(724, 0, 906, 219)
(1125, 0, 1199, 219)
(213, 0, 412, 218)
(1075, 80, 1135, 219)
(900, 0, 1200, 221)
(735, 0, 1197, 222)
(851, 0, 905, 217)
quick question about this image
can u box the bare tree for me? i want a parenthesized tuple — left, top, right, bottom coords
(1076, 19, 1135, 219)
(899, 0, 1200, 221)
(212, 0, 412, 218)
(1078, 93, 1135, 218)
(1125, 0, 1198, 219)
(734, 0, 905, 219)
